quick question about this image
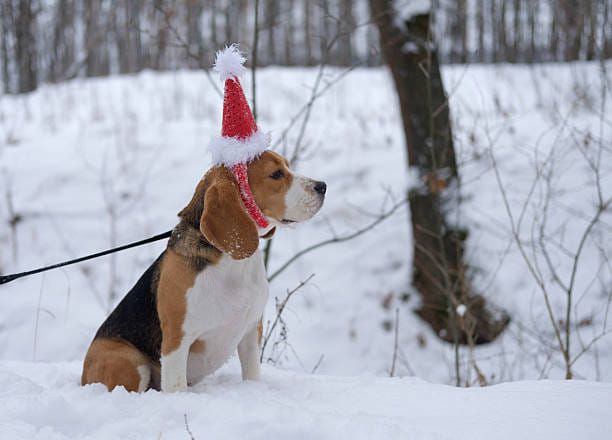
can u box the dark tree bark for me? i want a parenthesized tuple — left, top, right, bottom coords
(149, 0, 169, 71)
(319, 0, 331, 61)
(14, 0, 37, 93)
(476, 0, 485, 62)
(0, 1, 13, 93)
(303, 0, 313, 65)
(186, 0, 204, 68)
(510, 0, 521, 62)
(337, 0, 355, 65)
(84, 0, 110, 77)
(265, 0, 278, 64)
(50, 0, 75, 82)
(497, 0, 507, 62)
(126, 0, 143, 73)
(528, 0, 538, 62)
(549, 0, 560, 61)
(283, 0, 295, 65)
(562, 0, 583, 60)
(448, 0, 467, 63)
(369, 0, 509, 345)
(489, 0, 497, 62)
(209, 0, 218, 49)
(584, 0, 597, 60)
(603, 0, 611, 59)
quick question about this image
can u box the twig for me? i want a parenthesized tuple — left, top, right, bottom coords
(32, 274, 45, 361)
(151, 4, 222, 98)
(268, 199, 406, 282)
(2, 170, 20, 262)
(273, 63, 359, 153)
(489, 145, 565, 359)
(390, 307, 399, 377)
(183, 414, 196, 440)
(311, 354, 325, 373)
(260, 274, 315, 362)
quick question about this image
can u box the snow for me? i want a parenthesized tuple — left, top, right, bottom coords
(394, 0, 431, 23)
(456, 304, 466, 317)
(0, 361, 610, 440)
(0, 61, 611, 437)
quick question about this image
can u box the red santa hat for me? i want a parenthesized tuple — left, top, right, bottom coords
(209, 44, 270, 229)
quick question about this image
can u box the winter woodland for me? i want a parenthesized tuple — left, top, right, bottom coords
(0, 1, 611, 439)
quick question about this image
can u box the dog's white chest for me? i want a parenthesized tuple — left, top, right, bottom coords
(183, 250, 268, 380)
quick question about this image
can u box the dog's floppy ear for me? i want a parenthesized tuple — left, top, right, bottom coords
(198, 173, 259, 260)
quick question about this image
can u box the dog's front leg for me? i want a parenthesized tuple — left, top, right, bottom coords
(160, 336, 190, 392)
(238, 319, 262, 381)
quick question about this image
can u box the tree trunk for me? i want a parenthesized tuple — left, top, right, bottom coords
(584, 0, 597, 60)
(476, 0, 485, 62)
(210, 0, 218, 48)
(549, 0, 560, 61)
(458, 0, 467, 63)
(15, 0, 37, 93)
(603, 0, 611, 59)
(338, 0, 354, 65)
(489, 0, 497, 62)
(186, 0, 204, 68)
(528, 0, 537, 62)
(497, 0, 507, 62)
(0, 1, 13, 93)
(562, 0, 583, 60)
(320, 0, 331, 61)
(50, 0, 76, 82)
(369, 0, 510, 345)
(303, 0, 313, 65)
(85, 0, 110, 77)
(126, 0, 143, 73)
(284, 0, 295, 65)
(264, 0, 277, 64)
(511, 0, 521, 62)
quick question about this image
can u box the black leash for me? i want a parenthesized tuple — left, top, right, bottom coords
(0, 230, 172, 286)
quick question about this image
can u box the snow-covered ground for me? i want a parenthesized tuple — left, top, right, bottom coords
(1, 361, 611, 440)
(0, 62, 611, 437)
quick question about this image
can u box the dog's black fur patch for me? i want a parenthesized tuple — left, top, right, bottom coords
(94, 253, 164, 362)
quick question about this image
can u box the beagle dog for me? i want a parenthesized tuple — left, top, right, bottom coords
(81, 151, 326, 392)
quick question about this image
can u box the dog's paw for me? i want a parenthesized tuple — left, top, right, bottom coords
(161, 378, 188, 393)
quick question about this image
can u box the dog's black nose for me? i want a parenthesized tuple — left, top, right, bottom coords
(314, 181, 327, 195)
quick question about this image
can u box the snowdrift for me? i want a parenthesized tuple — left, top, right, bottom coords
(0, 361, 610, 440)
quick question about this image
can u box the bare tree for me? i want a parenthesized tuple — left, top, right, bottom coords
(369, 0, 509, 347)
(14, 0, 37, 93)
(303, 0, 313, 65)
(2, 0, 611, 94)
(337, 0, 355, 65)
(49, 0, 76, 83)
(0, 0, 13, 92)
(84, 0, 110, 77)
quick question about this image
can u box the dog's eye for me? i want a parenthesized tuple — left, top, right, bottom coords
(270, 170, 284, 180)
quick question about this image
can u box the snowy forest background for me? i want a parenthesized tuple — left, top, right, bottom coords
(1, 0, 611, 94)
(0, 0, 611, 400)
(0, 0, 611, 437)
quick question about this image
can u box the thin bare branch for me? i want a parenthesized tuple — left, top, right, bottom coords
(268, 199, 406, 282)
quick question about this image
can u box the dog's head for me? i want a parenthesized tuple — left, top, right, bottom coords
(179, 151, 326, 260)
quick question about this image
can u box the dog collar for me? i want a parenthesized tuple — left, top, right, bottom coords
(231, 163, 270, 229)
